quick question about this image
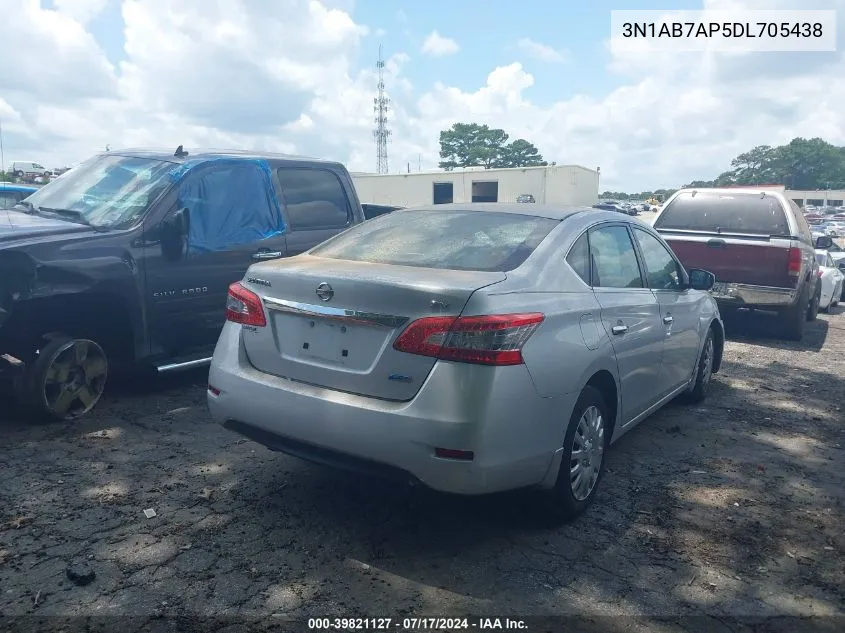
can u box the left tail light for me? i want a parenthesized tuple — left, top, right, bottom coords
(393, 313, 544, 366)
(225, 282, 266, 327)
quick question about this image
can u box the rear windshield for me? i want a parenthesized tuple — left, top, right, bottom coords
(310, 209, 558, 272)
(816, 253, 830, 266)
(654, 192, 790, 236)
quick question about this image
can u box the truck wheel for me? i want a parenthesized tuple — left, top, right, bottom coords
(806, 284, 820, 322)
(18, 336, 109, 420)
(780, 289, 808, 341)
(13, 170, 24, 178)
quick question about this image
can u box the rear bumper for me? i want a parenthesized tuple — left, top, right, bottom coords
(711, 283, 798, 308)
(207, 323, 572, 495)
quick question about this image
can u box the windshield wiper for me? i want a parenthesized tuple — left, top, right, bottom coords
(42, 207, 114, 232)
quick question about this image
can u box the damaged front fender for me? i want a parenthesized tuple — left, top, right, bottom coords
(0, 251, 38, 331)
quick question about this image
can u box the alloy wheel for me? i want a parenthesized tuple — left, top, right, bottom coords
(40, 339, 108, 418)
(570, 405, 605, 501)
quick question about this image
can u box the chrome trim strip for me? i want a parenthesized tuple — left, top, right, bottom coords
(157, 357, 212, 373)
(262, 296, 409, 328)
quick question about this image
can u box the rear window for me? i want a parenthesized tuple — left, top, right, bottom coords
(310, 209, 558, 272)
(654, 192, 791, 236)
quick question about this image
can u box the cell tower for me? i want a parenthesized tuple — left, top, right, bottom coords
(373, 45, 391, 174)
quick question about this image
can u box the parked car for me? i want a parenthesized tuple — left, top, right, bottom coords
(7, 161, 50, 179)
(593, 202, 628, 214)
(0, 182, 38, 209)
(209, 204, 724, 521)
(653, 188, 820, 340)
(814, 250, 844, 311)
(516, 194, 536, 203)
(0, 147, 380, 420)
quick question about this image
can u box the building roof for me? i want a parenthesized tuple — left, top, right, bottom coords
(352, 164, 597, 177)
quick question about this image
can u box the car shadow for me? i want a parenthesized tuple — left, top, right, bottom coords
(722, 310, 830, 352)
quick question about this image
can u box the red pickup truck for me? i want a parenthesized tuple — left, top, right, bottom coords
(653, 188, 821, 340)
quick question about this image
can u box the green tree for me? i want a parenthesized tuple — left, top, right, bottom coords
(500, 138, 548, 168)
(438, 123, 547, 170)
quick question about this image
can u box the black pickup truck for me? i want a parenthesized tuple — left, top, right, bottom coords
(0, 148, 370, 420)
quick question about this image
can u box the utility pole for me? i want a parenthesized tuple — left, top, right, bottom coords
(373, 44, 391, 174)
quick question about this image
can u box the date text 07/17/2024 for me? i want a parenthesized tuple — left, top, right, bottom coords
(307, 617, 528, 630)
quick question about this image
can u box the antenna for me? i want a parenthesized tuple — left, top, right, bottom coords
(373, 44, 391, 174)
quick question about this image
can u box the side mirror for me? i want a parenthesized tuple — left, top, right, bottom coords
(815, 235, 833, 249)
(688, 268, 716, 291)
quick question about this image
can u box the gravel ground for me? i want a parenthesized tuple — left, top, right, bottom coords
(1, 307, 844, 632)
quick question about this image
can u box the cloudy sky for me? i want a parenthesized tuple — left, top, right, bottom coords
(1, 0, 843, 191)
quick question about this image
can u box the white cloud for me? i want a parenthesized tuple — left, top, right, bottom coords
(516, 38, 569, 64)
(420, 31, 460, 57)
(53, 0, 110, 26)
(0, 0, 844, 190)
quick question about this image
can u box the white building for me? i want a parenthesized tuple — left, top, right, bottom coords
(699, 184, 845, 209)
(351, 165, 600, 208)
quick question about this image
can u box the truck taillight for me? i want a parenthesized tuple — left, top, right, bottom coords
(225, 282, 266, 327)
(787, 248, 802, 277)
(393, 313, 544, 366)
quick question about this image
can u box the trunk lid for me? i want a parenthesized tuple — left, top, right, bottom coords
(661, 232, 796, 288)
(240, 255, 507, 401)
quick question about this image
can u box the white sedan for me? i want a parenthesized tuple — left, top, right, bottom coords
(815, 250, 844, 310)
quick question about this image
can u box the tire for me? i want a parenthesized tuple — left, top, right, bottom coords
(780, 287, 808, 341)
(13, 170, 23, 178)
(537, 386, 609, 523)
(16, 335, 109, 421)
(806, 283, 820, 322)
(680, 328, 715, 404)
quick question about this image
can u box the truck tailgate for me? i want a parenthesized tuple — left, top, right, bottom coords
(662, 233, 795, 288)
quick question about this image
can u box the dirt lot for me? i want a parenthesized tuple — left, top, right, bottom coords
(1, 307, 844, 631)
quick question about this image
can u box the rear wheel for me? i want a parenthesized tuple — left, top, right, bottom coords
(806, 283, 820, 321)
(16, 336, 109, 420)
(537, 386, 609, 522)
(680, 329, 714, 404)
(780, 288, 809, 341)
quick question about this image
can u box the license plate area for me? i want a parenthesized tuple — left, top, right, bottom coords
(273, 313, 389, 370)
(298, 318, 354, 364)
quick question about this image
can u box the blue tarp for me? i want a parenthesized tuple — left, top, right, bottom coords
(173, 159, 285, 254)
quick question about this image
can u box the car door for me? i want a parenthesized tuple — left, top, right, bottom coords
(631, 226, 702, 397)
(589, 223, 664, 423)
(143, 160, 287, 359)
(275, 166, 355, 255)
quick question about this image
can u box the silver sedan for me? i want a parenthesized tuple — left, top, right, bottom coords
(208, 204, 724, 521)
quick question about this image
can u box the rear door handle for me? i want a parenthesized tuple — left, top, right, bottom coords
(611, 324, 628, 335)
(252, 250, 283, 260)
(663, 316, 674, 324)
